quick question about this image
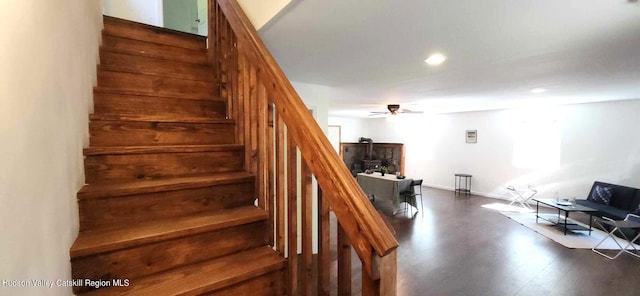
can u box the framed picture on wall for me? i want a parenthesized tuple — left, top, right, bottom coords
(466, 130, 477, 143)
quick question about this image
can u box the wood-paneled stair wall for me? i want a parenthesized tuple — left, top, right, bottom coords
(70, 0, 398, 295)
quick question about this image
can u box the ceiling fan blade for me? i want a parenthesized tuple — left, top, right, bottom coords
(398, 109, 424, 114)
(368, 112, 389, 117)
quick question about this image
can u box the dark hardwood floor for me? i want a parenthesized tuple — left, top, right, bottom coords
(352, 187, 640, 296)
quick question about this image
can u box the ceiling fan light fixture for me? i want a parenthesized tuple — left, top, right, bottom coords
(387, 104, 400, 115)
(369, 104, 423, 117)
(425, 53, 446, 65)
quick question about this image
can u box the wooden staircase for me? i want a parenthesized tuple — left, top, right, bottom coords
(70, 16, 285, 295)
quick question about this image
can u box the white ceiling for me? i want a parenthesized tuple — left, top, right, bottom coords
(258, 0, 640, 117)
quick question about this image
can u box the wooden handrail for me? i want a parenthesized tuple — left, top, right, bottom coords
(209, 1, 398, 293)
(215, 0, 398, 258)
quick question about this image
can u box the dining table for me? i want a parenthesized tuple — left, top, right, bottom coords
(356, 172, 416, 214)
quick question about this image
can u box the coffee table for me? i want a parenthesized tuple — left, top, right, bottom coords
(533, 198, 599, 235)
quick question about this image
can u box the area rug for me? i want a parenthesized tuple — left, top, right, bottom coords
(481, 202, 535, 213)
(501, 212, 640, 250)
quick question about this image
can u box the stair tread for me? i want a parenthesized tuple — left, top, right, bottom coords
(77, 172, 254, 200)
(93, 86, 217, 101)
(84, 144, 242, 156)
(71, 206, 267, 258)
(103, 16, 206, 50)
(89, 113, 232, 123)
(98, 68, 218, 84)
(98, 64, 214, 83)
(104, 16, 207, 41)
(81, 246, 284, 296)
(100, 43, 209, 66)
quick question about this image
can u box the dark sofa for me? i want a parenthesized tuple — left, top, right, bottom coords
(576, 181, 640, 220)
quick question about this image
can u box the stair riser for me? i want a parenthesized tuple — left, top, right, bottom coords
(85, 150, 244, 183)
(71, 222, 267, 294)
(104, 16, 206, 50)
(79, 181, 256, 232)
(93, 92, 227, 120)
(98, 70, 218, 99)
(89, 121, 235, 146)
(203, 270, 284, 296)
(100, 51, 214, 82)
(101, 33, 208, 65)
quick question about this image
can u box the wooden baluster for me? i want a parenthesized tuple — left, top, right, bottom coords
(301, 160, 313, 295)
(241, 61, 253, 170)
(226, 25, 238, 121)
(338, 223, 351, 296)
(362, 270, 376, 296)
(361, 248, 378, 296)
(275, 114, 285, 254)
(218, 11, 229, 110)
(207, 0, 216, 65)
(236, 54, 246, 147)
(247, 65, 258, 176)
(215, 0, 237, 99)
(362, 250, 397, 296)
(211, 1, 221, 75)
(377, 250, 397, 296)
(266, 101, 275, 246)
(287, 132, 298, 296)
(317, 187, 330, 296)
(256, 84, 267, 209)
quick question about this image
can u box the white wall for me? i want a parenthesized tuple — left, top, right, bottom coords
(238, 0, 292, 30)
(287, 81, 331, 254)
(291, 81, 329, 133)
(328, 117, 367, 143)
(0, 1, 102, 295)
(346, 100, 640, 201)
(102, 0, 163, 26)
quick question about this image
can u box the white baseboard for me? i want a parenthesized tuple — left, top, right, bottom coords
(422, 183, 531, 203)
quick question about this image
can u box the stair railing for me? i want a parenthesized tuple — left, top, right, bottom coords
(208, 1, 399, 295)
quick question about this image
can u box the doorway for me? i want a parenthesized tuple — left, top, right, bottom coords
(328, 125, 341, 155)
(163, 0, 208, 35)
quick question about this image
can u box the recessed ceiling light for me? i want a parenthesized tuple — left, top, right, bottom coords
(530, 88, 547, 94)
(424, 54, 446, 66)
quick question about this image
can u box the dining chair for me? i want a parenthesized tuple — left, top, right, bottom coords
(401, 179, 424, 216)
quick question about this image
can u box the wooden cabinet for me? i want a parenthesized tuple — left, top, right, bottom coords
(340, 142, 405, 176)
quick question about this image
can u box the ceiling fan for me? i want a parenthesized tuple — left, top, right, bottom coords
(369, 104, 424, 116)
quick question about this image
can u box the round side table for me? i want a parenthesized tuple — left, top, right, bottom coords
(454, 174, 472, 195)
